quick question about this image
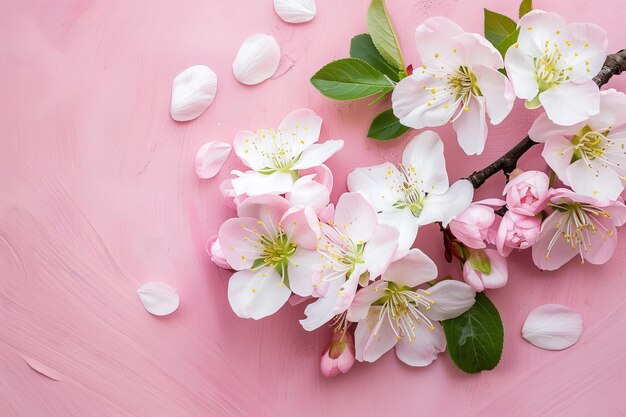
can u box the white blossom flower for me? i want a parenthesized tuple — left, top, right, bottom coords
(505, 10, 607, 126)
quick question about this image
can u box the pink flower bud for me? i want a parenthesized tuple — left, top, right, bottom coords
(449, 199, 504, 249)
(206, 235, 232, 269)
(503, 170, 550, 216)
(320, 331, 355, 378)
(496, 211, 541, 256)
(462, 249, 508, 292)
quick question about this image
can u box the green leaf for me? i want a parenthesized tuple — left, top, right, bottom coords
(496, 27, 520, 58)
(484, 9, 518, 47)
(367, 0, 406, 72)
(367, 109, 410, 140)
(350, 34, 400, 82)
(519, 0, 533, 18)
(310, 58, 394, 101)
(443, 292, 504, 374)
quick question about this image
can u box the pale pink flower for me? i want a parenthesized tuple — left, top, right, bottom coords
(300, 193, 400, 331)
(530, 89, 626, 201)
(320, 331, 355, 378)
(392, 17, 515, 155)
(206, 235, 232, 269)
(462, 248, 508, 292)
(230, 109, 343, 196)
(449, 199, 505, 249)
(496, 211, 542, 256)
(503, 170, 551, 216)
(348, 131, 474, 252)
(218, 195, 322, 319)
(348, 249, 475, 366)
(532, 189, 626, 270)
(505, 11, 607, 125)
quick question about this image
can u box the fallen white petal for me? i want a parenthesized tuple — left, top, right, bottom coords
(137, 282, 180, 316)
(522, 304, 583, 350)
(232, 34, 281, 85)
(170, 65, 218, 121)
(195, 141, 231, 179)
(273, 0, 316, 23)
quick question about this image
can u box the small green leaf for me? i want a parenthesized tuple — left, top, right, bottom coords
(519, 0, 533, 18)
(484, 9, 518, 47)
(368, 109, 410, 140)
(496, 27, 520, 58)
(350, 34, 400, 82)
(443, 292, 504, 374)
(367, 0, 406, 72)
(310, 58, 395, 101)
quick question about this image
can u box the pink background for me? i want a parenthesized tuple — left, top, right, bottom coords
(1, 0, 625, 416)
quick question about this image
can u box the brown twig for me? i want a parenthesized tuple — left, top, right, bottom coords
(467, 49, 626, 189)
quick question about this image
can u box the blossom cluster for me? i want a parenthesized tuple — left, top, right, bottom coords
(206, 9, 626, 376)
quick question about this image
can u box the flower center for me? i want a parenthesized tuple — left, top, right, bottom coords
(250, 227, 297, 283)
(316, 223, 365, 282)
(245, 128, 307, 174)
(391, 163, 426, 217)
(568, 126, 622, 172)
(448, 66, 481, 105)
(375, 283, 436, 342)
(546, 202, 613, 262)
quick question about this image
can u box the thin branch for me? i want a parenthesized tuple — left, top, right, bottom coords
(467, 49, 626, 189)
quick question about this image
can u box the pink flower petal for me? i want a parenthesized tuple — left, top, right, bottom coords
(137, 282, 180, 316)
(195, 141, 231, 179)
(522, 304, 583, 350)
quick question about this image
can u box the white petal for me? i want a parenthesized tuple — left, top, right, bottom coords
(505, 46, 539, 100)
(539, 81, 600, 126)
(377, 207, 420, 252)
(137, 282, 180, 316)
(402, 130, 449, 194)
(228, 268, 291, 319)
(419, 179, 474, 226)
(278, 108, 323, 148)
(362, 224, 399, 279)
(347, 163, 402, 210)
(426, 280, 475, 321)
(273, 0, 316, 23)
(392, 74, 457, 129)
(300, 278, 344, 331)
(333, 192, 378, 243)
(541, 137, 574, 183)
(347, 281, 388, 322)
(565, 23, 608, 83)
(457, 33, 503, 70)
(291, 140, 344, 170)
(232, 34, 281, 85)
(566, 159, 624, 202)
(528, 112, 581, 143)
(286, 174, 329, 213)
(522, 304, 583, 350)
(472, 65, 515, 125)
(517, 11, 566, 57)
(230, 170, 294, 196)
(394, 321, 446, 367)
(453, 96, 488, 155)
(195, 141, 231, 179)
(281, 205, 320, 249)
(287, 248, 322, 297)
(354, 307, 398, 362)
(415, 17, 466, 68)
(382, 248, 437, 288)
(170, 65, 217, 121)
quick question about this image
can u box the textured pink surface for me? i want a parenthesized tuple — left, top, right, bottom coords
(1, 0, 626, 416)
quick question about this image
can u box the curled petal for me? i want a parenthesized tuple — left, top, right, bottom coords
(232, 34, 281, 85)
(273, 0, 316, 23)
(195, 141, 231, 179)
(137, 282, 180, 316)
(522, 304, 583, 350)
(170, 65, 217, 121)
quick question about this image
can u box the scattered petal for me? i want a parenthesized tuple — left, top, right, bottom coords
(137, 282, 180, 316)
(522, 304, 583, 350)
(195, 141, 232, 179)
(232, 34, 281, 85)
(170, 65, 217, 121)
(273, 0, 316, 23)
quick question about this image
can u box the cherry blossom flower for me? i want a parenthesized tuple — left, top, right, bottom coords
(218, 195, 322, 319)
(462, 248, 508, 292)
(320, 331, 355, 378)
(449, 199, 504, 249)
(392, 17, 515, 155)
(503, 170, 551, 216)
(532, 189, 626, 270)
(505, 11, 607, 126)
(229, 109, 343, 197)
(530, 89, 626, 201)
(300, 193, 400, 331)
(348, 249, 475, 366)
(347, 131, 474, 252)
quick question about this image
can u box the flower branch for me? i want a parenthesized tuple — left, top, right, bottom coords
(467, 49, 626, 189)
